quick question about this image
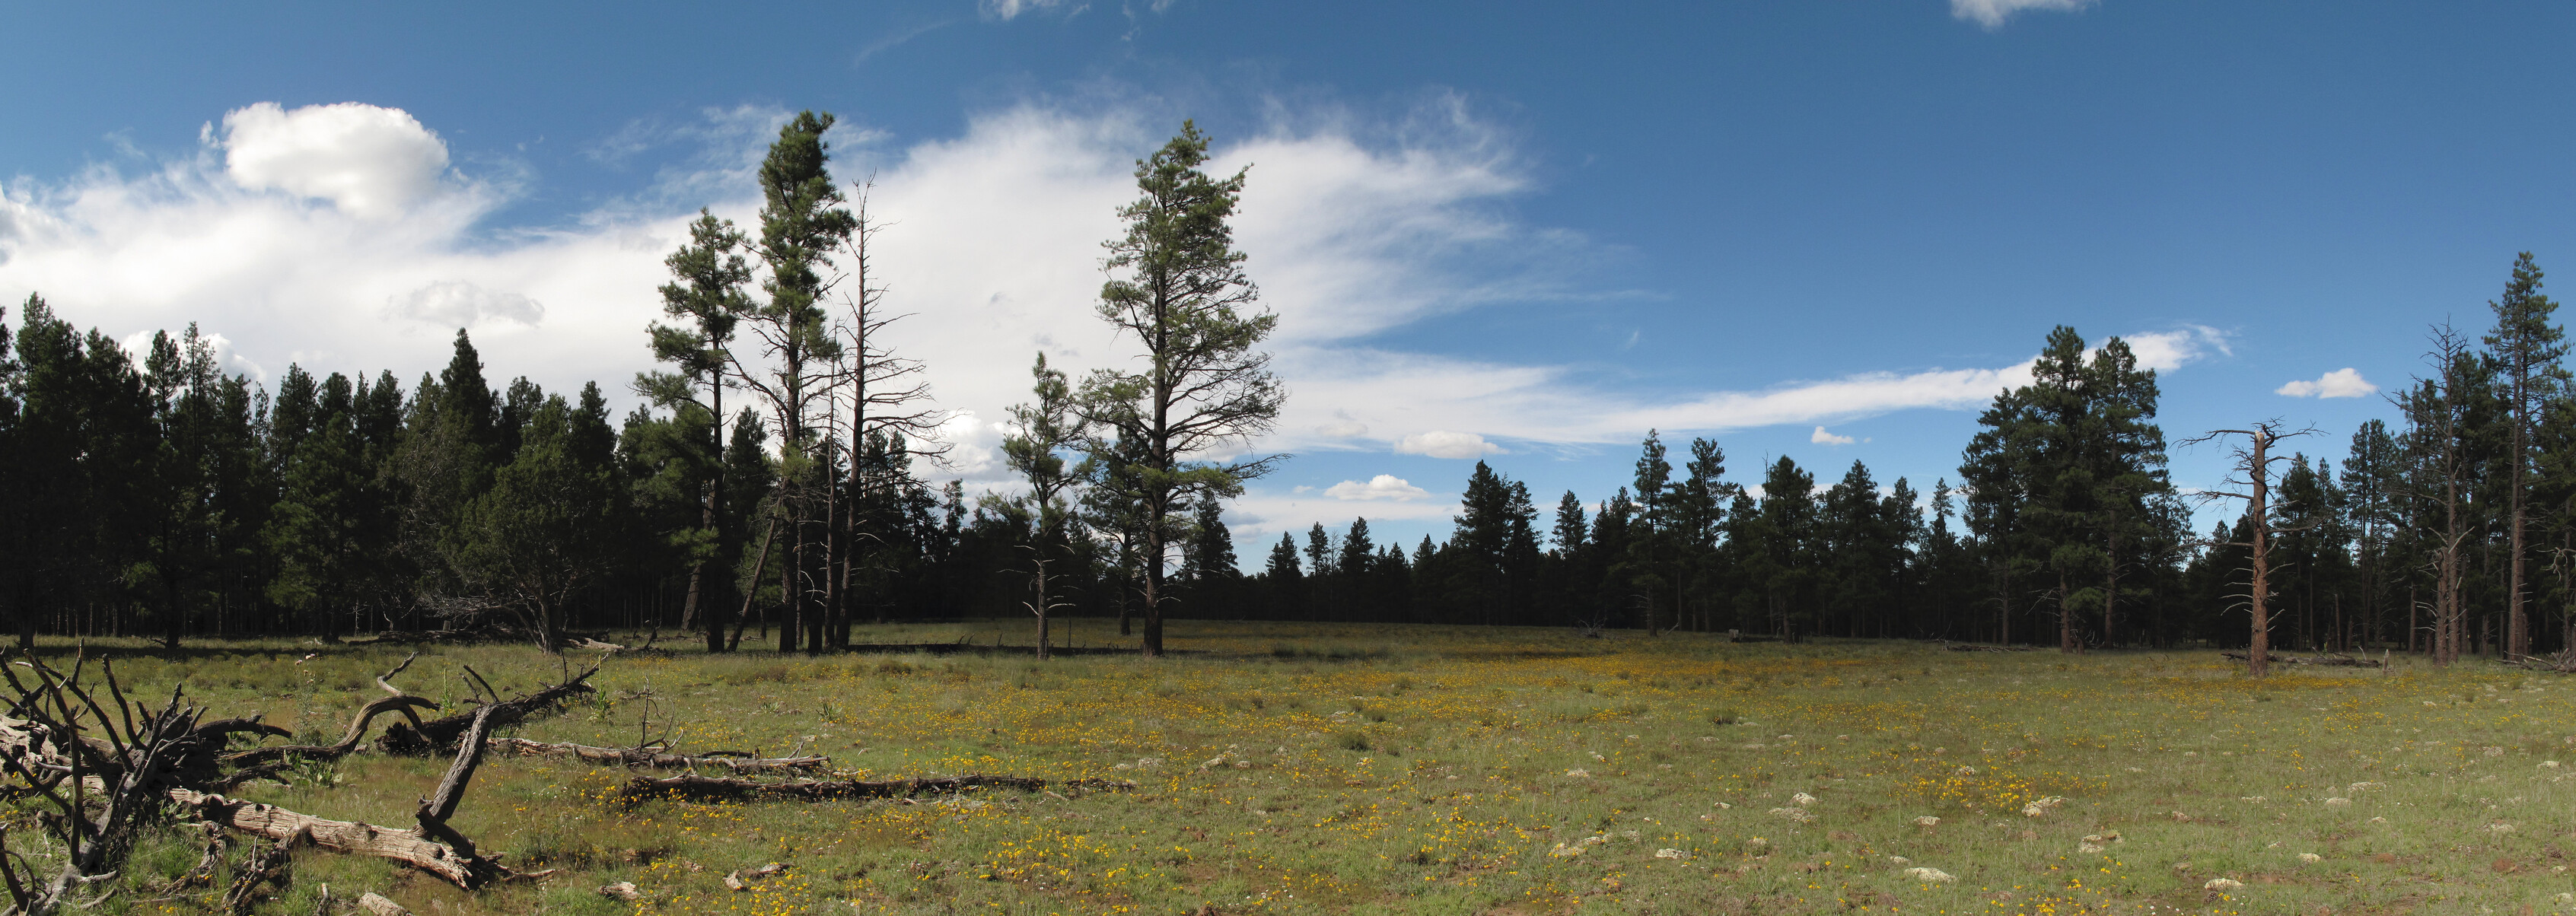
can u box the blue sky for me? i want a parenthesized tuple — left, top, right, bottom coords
(5, 1, 2573, 553)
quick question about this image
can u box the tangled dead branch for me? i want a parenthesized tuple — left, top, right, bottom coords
(0, 649, 588, 907)
(377, 663, 597, 755)
(2508, 648, 2576, 673)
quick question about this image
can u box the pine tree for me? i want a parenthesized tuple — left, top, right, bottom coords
(998, 353, 1091, 657)
(449, 396, 623, 651)
(728, 110, 858, 654)
(2484, 253, 2568, 659)
(642, 208, 753, 653)
(1078, 122, 1285, 656)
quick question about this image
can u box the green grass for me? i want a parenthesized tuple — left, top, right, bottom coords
(7, 622, 2574, 914)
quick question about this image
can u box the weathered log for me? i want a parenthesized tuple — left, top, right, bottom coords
(2221, 651, 2383, 667)
(412, 708, 496, 858)
(616, 772, 1135, 805)
(378, 665, 597, 755)
(486, 738, 827, 773)
(168, 790, 511, 889)
(2509, 648, 2576, 673)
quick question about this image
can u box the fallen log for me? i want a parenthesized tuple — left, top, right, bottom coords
(616, 773, 1136, 805)
(2508, 649, 2576, 673)
(169, 790, 517, 889)
(2221, 651, 2384, 668)
(1943, 641, 2036, 653)
(487, 737, 827, 773)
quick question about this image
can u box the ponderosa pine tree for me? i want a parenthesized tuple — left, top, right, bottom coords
(449, 393, 624, 652)
(2344, 419, 2402, 647)
(1078, 121, 1285, 657)
(0, 297, 23, 648)
(728, 110, 858, 654)
(998, 353, 1090, 658)
(642, 208, 754, 654)
(2483, 253, 2568, 660)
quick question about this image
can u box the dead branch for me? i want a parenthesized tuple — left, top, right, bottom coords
(378, 663, 598, 755)
(2508, 648, 2576, 673)
(221, 696, 438, 768)
(220, 829, 307, 915)
(2221, 651, 2384, 668)
(1941, 641, 2036, 653)
(486, 738, 827, 773)
(616, 772, 1135, 805)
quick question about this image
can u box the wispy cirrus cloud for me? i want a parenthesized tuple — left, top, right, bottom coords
(1950, 0, 2095, 30)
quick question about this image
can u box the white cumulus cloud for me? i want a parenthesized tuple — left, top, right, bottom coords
(1395, 430, 1502, 460)
(1810, 426, 1855, 446)
(1950, 0, 2095, 30)
(221, 102, 453, 219)
(386, 280, 544, 329)
(1323, 475, 1431, 501)
(2276, 367, 2377, 399)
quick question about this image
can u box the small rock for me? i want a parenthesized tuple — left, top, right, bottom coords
(1901, 867, 1956, 883)
(2204, 877, 2243, 891)
(357, 894, 411, 916)
(598, 882, 642, 900)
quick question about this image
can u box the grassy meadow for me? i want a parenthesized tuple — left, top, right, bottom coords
(10, 622, 2575, 915)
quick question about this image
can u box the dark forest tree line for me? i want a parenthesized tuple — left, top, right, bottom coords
(2, 103, 2568, 663)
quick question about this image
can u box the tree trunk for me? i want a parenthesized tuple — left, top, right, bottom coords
(1142, 523, 1165, 657)
(2103, 526, 2121, 648)
(2059, 571, 2077, 654)
(2246, 430, 2275, 679)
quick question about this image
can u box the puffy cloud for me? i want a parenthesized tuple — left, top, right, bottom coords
(386, 280, 544, 329)
(1810, 426, 1855, 446)
(2120, 325, 2230, 372)
(2276, 367, 2377, 399)
(221, 102, 453, 219)
(1323, 475, 1431, 501)
(1395, 430, 1502, 460)
(1949, 0, 2094, 30)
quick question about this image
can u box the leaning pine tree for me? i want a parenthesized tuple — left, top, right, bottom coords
(1080, 122, 1285, 658)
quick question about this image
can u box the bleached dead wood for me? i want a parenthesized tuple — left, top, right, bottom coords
(168, 790, 517, 889)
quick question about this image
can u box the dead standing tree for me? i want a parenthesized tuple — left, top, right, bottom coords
(2185, 421, 2316, 679)
(2390, 325, 2482, 666)
(822, 180, 945, 650)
